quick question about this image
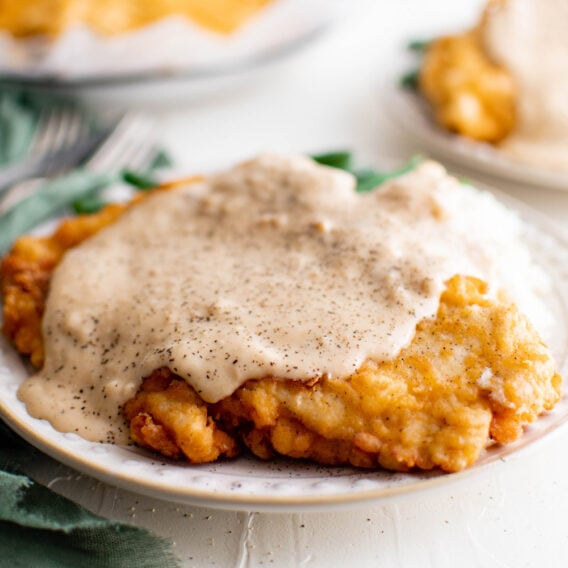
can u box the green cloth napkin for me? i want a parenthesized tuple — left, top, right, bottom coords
(0, 421, 180, 568)
(0, 169, 117, 254)
(0, 88, 179, 566)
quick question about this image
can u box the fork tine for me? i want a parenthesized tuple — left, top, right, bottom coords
(83, 114, 136, 171)
(30, 105, 87, 162)
(30, 108, 63, 156)
(86, 113, 156, 172)
(53, 107, 87, 153)
(53, 109, 79, 150)
(114, 136, 158, 171)
(47, 109, 69, 153)
(44, 110, 88, 176)
(124, 142, 159, 172)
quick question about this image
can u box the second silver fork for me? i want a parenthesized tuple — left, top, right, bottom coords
(0, 112, 159, 213)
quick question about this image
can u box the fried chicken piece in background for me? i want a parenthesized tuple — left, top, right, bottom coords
(419, 28, 516, 143)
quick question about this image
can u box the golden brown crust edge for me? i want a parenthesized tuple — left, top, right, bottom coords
(0, 0, 273, 38)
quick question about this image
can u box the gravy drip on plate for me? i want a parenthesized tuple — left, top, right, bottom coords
(18, 156, 536, 443)
(483, 0, 568, 169)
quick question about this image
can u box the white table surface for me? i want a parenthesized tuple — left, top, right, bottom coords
(16, 1, 568, 566)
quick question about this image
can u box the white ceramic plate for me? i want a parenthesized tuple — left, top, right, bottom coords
(1, 189, 568, 512)
(0, 0, 344, 90)
(386, 84, 568, 192)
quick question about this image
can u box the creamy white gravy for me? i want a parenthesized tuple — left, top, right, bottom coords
(18, 155, 545, 444)
(483, 0, 568, 169)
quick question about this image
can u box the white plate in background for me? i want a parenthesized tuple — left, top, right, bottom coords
(0, 0, 346, 90)
(386, 84, 568, 192)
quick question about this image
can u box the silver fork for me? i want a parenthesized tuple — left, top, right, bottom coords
(0, 112, 159, 213)
(29, 105, 90, 162)
(85, 112, 157, 174)
(0, 106, 97, 196)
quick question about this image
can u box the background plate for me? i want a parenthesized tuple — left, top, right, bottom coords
(0, 0, 345, 90)
(386, 85, 568, 192)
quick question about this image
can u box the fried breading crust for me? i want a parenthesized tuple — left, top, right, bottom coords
(1, 203, 126, 367)
(124, 276, 561, 472)
(419, 29, 516, 143)
(123, 368, 239, 462)
(0, 193, 562, 473)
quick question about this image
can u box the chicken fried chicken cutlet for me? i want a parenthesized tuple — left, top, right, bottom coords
(0, 155, 561, 473)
